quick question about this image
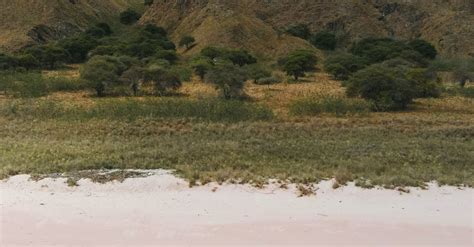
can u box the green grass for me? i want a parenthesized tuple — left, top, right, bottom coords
(290, 95, 372, 117)
(442, 85, 474, 98)
(0, 98, 473, 187)
(0, 98, 274, 122)
(0, 71, 88, 97)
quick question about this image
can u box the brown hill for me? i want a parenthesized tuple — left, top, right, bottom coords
(0, 0, 141, 51)
(140, 0, 474, 57)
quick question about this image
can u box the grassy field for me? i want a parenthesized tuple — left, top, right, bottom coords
(1, 72, 473, 188)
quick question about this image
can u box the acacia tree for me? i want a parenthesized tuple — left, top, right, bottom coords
(191, 57, 212, 80)
(121, 66, 145, 96)
(144, 66, 182, 95)
(179, 36, 196, 49)
(283, 50, 317, 80)
(206, 63, 248, 99)
(80, 58, 119, 97)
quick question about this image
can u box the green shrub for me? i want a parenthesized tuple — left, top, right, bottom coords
(59, 35, 99, 63)
(398, 50, 429, 67)
(408, 39, 437, 60)
(144, 66, 182, 95)
(205, 63, 248, 100)
(120, 9, 141, 25)
(226, 49, 257, 67)
(309, 31, 337, 50)
(201, 46, 226, 60)
(191, 57, 212, 80)
(154, 49, 178, 63)
(255, 77, 280, 85)
(16, 54, 40, 70)
(244, 64, 272, 83)
(346, 64, 416, 111)
(283, 50, 317, 80)
(405, 68, 441, 98)
(179, 35, 196, 49)
(144, 0, 154, 6)
(442, 86, 474, 98)
(0, 72, 87, 98)
(200, 47, 257, 66)
(169, 65, 193, 82)
(350, 38, 407, 64)
(290, 95, 371, 116)
(47, 77, 90, 92)
(286, 24, 311, 40)
(324, 53, 368, 80)
(22, 45, 69, 69)
(0, 72, 48, 97)
(80, 57, 122, 96)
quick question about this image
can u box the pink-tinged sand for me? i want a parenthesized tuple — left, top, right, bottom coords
(0, 170, 472, 246)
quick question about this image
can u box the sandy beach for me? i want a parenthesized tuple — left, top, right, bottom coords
(1, 170, 472, 246)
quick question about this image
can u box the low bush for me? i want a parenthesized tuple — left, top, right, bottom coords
(255, 77, 280, 85)
(405, 68, 441, 98)
(282, 50, 317, 80)
(309, 31, 337, 50)
(205, 63, 248, 100)
(324, 53, 368, 80)
(286, 24, 311, 40)
(408, 39, 437, 60)
(244, 64, 272, 83)
(442, 86, 474, 98)
(290, 95, 371, 116)
(120, 9, 141, 25)
(0, 72, 48, 98)
(346, 64, 416, 111)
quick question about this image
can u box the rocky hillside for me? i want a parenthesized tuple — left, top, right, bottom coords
(140, 0, 474, 57)
(0, 0, 141, 51)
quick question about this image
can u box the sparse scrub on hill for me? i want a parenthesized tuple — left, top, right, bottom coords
(309, 31, 337, 51)
(144, 0, 154, 6)
(349, 38, 437, 66)
(179, 35, 196, 49)
(120, 9, 141, 25)
(286, 24, 311, 40)
(200, 46, 257, 67)
(408, 39, 438, 60)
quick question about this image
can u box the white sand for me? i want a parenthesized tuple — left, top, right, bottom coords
(0, 170, 472, 246)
